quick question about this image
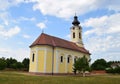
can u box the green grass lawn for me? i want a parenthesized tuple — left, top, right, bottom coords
(0, 71, 120, 84)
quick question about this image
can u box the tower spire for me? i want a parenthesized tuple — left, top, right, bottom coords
(72, 15, 80, 26)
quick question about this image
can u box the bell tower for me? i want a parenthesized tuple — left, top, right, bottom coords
(70, 15, 83, 47)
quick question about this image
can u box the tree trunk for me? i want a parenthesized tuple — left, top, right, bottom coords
(83, 71, 86, 77)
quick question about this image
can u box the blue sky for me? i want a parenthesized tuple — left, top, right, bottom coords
(0, 0, 120, 63)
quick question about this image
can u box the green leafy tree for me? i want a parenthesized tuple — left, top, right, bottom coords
(91, 59, 107, 70)
(16, 62, 24, 69)
(11, 62, 24, 70)
(22, 58, 29, 71)
(107, 61, 113, 67)
(106, 67, 120, 74)
(10, 63, 17, 69)
(73, 56, 90, 76)
(6, 58, 17, 68)
(0, 57, 7, 70)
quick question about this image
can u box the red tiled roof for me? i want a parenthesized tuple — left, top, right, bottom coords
(30, 33, 90, 54)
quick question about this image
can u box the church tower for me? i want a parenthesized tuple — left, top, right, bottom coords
(70, 15, 83, 47)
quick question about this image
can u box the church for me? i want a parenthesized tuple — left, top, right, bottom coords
(29, 15, 90, 75)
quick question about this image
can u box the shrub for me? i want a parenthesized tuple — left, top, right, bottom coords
(0, 58, 7, 70)
(91, 59, 107, 70)
(106, 67, 120, 74)
(10, 62, 24, 70)
(22, 58, 29, 71)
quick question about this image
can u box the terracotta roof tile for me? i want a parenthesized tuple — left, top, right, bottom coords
(30, 33, 90, 54)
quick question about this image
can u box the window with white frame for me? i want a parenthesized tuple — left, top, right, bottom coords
(32, 53, 35, 62)
(60, 56, 63, 63)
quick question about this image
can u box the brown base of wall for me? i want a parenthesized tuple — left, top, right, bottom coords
(29, 72, 91, 76)
(91, 70, 106, 74)
(29, 72, 75, 75)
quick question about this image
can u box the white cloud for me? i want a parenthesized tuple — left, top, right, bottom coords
(0, 26, 21, 38)
(82, 13, 120, 62)
(0, 0, 119, 19)
(0, 12, 10, 25)
(82, 16, 108, 28)
(0, 48, 29, 62)
(31, 0, 120, 19)
(105, 52, 120, 61)
(83, 13, 120, 52)
(84, 35, 120, 52)
(23, 34, 31, 39)
(0, 0, 37, 11)
(0, 25, 4, 30)
(0, 0, 10, 11)
(85, 34, 120, 63)
(18, 16, 36, 21)
(32, 0, 96, 19)
(36, 22, 46, 29)
(106, 0, 120, 12)
(82, 13, 120, 36)
(65, 34, 70, 40)
(0, 0, 32, 11)
(107, 25, 120, 34)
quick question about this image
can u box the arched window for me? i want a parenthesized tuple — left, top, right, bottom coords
(73, 32, 75, 38)
(68, 55, 71, 63)
(67, 57, 70, 63)
(60, 56, 63, 63)
(79, 32, 81, 39)
(32, 53, 35, 62)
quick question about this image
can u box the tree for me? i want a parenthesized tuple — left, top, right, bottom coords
(22, 58, 29, 71)
(0, 57, 7, 70)
(73, 56, 90, 76)
(11, 62, 24, 70)
(106, 67, 120, 74)
(16, 62, 24, 69)
(6, 58, 17, 68)
(0, 57, 29, 71)
(91, 59, 107, 70)
(107, 61, 113, 67)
